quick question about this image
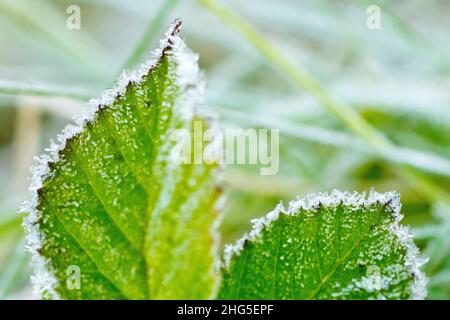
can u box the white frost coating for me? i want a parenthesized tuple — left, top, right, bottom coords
(223, 189, 428, 300)
(20, 20, 207, 299)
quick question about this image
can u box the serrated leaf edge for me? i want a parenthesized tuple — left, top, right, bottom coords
(19, 20, 221, 299)
(222, 189, 428, 300)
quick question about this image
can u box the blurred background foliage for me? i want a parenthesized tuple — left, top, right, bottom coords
(0, 0, 449, 299)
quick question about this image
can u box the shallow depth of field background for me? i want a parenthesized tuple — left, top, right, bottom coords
(0, 0, 449, 299)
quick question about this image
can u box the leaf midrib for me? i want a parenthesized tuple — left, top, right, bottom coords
(42, 77, 172, 299)
(71, 132, 142, 251)
(306, 210, 379, 299)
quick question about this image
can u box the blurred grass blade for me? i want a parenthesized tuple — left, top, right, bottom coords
(21, 22, 222, 300)
(220, 190, 427, 299)
(0, 213, 22, 239)
(0, 79, 91, 100)
(0, 0, 111, 77)
(0, 197, 25, 239)
(0, 238, 29, 299)
(216, 107, 450, 177)
(121, 0, 181, 71)
(200, 0, 390, 151)
(199, 0, 450, 204)
(356, 0, 450, 70)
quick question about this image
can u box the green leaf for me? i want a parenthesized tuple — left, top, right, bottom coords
(219, 190, 427, 300)
(21, 21, 222, 300)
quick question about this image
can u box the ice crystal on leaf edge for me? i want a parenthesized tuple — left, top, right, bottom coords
(223, 189, 428, 300)
(19, 20, 214, 299)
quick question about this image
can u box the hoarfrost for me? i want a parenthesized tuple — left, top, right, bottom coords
(20, 20, 206, 299)
(222, 189, 428, 300)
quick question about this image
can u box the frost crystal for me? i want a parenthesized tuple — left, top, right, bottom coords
(222, 189, 428, 300)
(20, 20, 206, 299)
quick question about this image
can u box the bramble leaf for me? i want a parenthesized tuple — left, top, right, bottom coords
(219, 190, 427, 300)
(21, 21, 222, 300)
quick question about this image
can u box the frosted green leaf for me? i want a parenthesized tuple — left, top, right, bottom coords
(21, 21, 222, 300)
(219, 190, 427, 300)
